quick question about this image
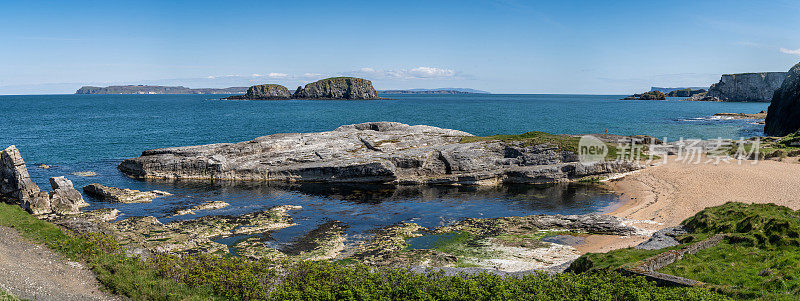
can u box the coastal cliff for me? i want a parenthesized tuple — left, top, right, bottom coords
(118, 122, 641, 185)
(293, 77, 380, 100)
(765, 62, 800, 136)
(705, 72, 787, 102)
(224, 84, 291, 100)
(75, 85, 249, 95)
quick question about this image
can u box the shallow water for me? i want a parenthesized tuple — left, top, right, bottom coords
(0, 93, 768, 246)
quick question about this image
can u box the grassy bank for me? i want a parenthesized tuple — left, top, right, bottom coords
(573, 202, 800, 300)
(0, 202, 725, 300)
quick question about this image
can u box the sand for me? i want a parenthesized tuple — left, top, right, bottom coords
(577, 156, 800, 254)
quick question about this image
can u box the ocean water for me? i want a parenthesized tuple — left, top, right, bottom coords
(0, 94, 768, 247)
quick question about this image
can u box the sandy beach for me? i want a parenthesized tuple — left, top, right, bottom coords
(577, 156, 800, 253)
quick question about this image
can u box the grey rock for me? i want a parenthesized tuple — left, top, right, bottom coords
(706, 72, 787, 102)
(635, 226, 688, 250)
(83, 183, 171, 203)
(118, 122, 641, 185)
(0, 145, 41, 203)
(765, 62, 800, 136)
(225, 84, 291, 100)
(48, 176, 88, 209)
(293, 77, 380, 100)
(25, 191, 52, 215)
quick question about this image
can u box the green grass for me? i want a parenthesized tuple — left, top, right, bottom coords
(0, 202, 726, 300)
(0, 289, 22, 301)
(571, 202, 800, 300)
(660, 242, 800, 300)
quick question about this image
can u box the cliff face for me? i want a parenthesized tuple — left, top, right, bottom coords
(293, 77, 379, 100)
(705, 72, 787, 102)
(225, 84, 291, 100)
(765, 63, 800, 136)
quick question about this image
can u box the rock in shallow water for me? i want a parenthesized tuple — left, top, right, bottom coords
(83, 183, 171, 203)
(118, 122, 641, 185)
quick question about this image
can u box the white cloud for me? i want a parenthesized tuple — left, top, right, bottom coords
(251, 73, 262, 77)
(407, 67, 456, 78)
(268, 72, 289, 78)
(780, 48, 800, 56)
(349, 66, 459, 79)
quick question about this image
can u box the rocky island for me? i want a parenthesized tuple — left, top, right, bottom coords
(118, 122, 641, 185)
(224, 77, 381, 100)
(620, 91, 666, 100)
(224, 84, 291, 100)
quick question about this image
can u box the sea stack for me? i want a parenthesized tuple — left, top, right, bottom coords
(225, 84, 292, 100)
(293, 77, 380, 100)
(705, 72, 787, 102)
(764, 62, 800, 136)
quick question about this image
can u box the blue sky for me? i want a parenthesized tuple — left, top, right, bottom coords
(1, 0, 799, 94)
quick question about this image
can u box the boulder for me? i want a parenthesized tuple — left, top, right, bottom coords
(48, 176, 88, 207)
(293, 77, 380, 100)
(225, 84, 291, 100)
(765, 62, 800, 136)
(118, 122, 641, 185)
(706, 72, 787, 102)
(83, 183, 171, 203)
(25, 191, 52, 215)
(0, 145, 41, 203)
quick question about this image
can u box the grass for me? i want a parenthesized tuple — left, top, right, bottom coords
(0, 201, 727, 300)
(571, 202, 800, 300)
(0, 290, 21, 301)
(459, 131, 658, 162)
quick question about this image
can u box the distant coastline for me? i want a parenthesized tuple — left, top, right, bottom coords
(378, 88, 490, 94)
(75, 85, 248, 95)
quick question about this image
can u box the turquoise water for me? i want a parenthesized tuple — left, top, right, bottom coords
(0, 94, 767, 247)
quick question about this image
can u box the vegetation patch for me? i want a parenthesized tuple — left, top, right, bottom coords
(571, 202, 800, 300)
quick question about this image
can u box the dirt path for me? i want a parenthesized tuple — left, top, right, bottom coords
(0, 226, 122, 301)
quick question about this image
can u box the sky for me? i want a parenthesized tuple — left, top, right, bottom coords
(1, 0, 799, 94)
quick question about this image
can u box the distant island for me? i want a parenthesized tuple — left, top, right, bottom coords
(378, 88, 490, 94)
(225, 77, 381, 100)
(75, 85, 249, 95)
(649, 87, 707, 93)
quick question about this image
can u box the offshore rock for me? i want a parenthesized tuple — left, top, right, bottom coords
(765, 62, 800, 136)
(118, 122, 641, 185)
(293, 77, 380, 100)
(48, 177, 88, 215)
(83, 183, 171, 203)
(706, 72, 787, 102)
(224, 84, 291, 100)
(0, 145, 41, 204)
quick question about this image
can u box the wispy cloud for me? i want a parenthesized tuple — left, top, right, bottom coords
(347, 66, 460, 79)
(780, 48, 800, 56)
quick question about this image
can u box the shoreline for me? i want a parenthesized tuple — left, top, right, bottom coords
(577, 155, 800, 254)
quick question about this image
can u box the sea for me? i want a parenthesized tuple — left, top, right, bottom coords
(0, 93, 768, 248)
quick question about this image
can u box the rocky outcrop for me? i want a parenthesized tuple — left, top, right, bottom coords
(2, 146, 87, 215)
(621, 91, 665, 100)
(224, 84, 291, 100)
(48, 177, 88, 215)
(665, 89, 705, 97)
(293, 77, 380, 100)
(706, 72, 787, 102)
(765, 62, 800, 136)
(83, 183, 171, 203)
(118, 122, 641, 185)
(1, 145, 41, 204)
